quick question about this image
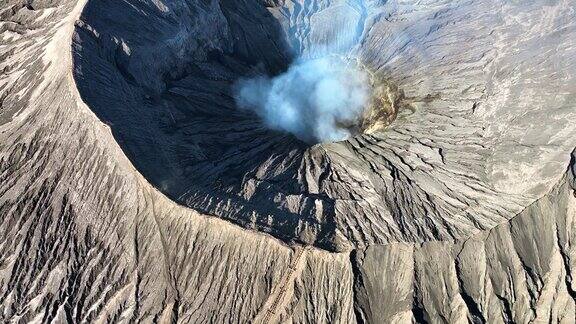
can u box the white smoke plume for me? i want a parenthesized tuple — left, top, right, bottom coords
(234, 0, 373, 143)
(235, 57, 371, 143)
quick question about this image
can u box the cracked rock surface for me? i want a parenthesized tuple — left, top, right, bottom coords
(1, 0, 575, 322)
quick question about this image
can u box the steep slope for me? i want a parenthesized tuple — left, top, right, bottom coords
(1, 0, 575, 323)
(73, 0, 576, 252)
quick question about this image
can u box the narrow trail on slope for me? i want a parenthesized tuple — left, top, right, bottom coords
(256, 245, 309, 323)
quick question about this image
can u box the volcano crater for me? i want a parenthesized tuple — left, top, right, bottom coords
(73, 0, 576, 251)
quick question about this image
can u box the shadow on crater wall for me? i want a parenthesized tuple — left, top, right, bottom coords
(73, 0, 347, 250)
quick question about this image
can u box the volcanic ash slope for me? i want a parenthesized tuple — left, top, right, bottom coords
(0, 0, 576, 323)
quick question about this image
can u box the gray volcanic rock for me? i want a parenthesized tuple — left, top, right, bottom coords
(71, 0, 576, 252)
(0, 0, 575, 323)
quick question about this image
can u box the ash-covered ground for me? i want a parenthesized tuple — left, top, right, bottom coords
(1, 0, 576, 322)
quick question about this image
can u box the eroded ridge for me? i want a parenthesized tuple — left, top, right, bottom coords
(1, 0, 576, 322)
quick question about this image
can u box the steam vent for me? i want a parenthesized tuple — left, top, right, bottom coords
(1, 0, 576, 322)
